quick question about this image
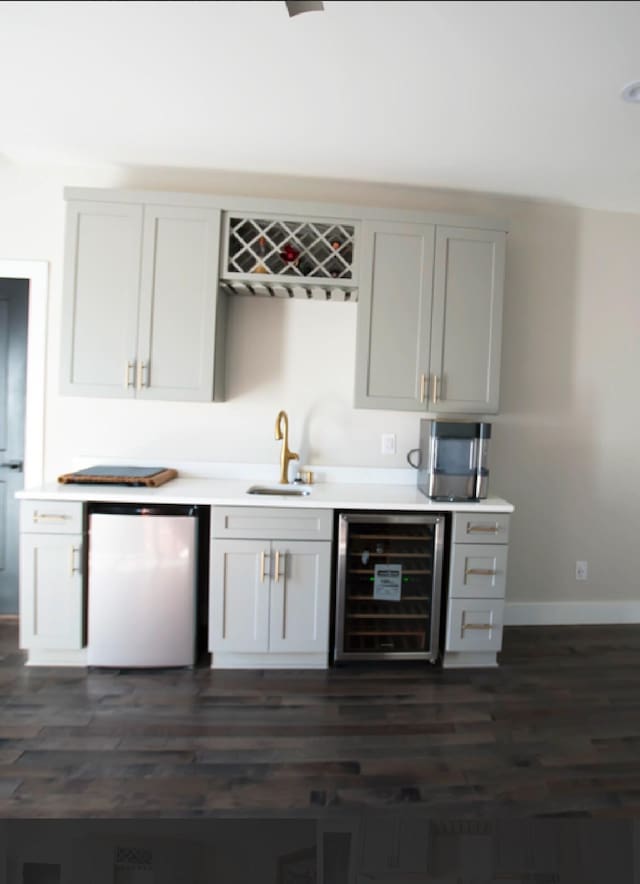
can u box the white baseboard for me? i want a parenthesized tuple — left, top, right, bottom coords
(505, 601, 640, 626)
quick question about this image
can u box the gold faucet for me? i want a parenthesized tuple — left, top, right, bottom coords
(275, 410, 299, 484)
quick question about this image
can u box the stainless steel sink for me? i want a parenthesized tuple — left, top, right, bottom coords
(247, 484, 311, 497)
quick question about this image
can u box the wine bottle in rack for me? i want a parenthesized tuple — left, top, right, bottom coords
(253, 235, 268, 274)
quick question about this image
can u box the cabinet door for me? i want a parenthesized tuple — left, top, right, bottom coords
(19, 533, 84, 650)
(429, 226, 506, 413)
(137, 205, 222, 402)
(269, 541, 331, 654)
(60, 200, 142, 397)
(354, 221, 435, 410)
(209, 539, 269, 653)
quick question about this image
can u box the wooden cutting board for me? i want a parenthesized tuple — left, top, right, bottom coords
(58, 466, 178, 487)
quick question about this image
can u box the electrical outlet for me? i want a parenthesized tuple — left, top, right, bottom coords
(576, 560, 588, 581)
(381, 433, 396, 455)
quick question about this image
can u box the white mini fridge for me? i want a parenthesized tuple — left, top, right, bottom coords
(87, 503, 199, 667)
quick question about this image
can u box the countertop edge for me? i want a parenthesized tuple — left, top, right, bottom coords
(16, 479, 515, 513)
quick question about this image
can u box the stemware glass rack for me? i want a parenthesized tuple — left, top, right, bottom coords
(221, 214, 358, 300)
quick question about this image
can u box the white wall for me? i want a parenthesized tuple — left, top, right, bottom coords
(2, 160, 639, 616)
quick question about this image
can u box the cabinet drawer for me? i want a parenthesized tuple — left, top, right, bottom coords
(449, 544, 508, 599)
(445, 598, 504, 652)
(453, 512, 510, 544)
(212, 506, 333, 541)
(20, 500, 84, 534)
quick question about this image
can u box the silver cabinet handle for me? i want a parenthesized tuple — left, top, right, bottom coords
(431, 373, 439, 404)
(274, 550, 285, 583)
(70, 546, 81, 575)
(33, 511, 71, 523)
(137, 360, 149, 390)
(419, 373, 427, 404)
(0, 460, 23, 471)
(465, 568, 498, 576)
(125, 360, 136, 389)
(462, 622, 492, 632)
(260, 550, 269, 583)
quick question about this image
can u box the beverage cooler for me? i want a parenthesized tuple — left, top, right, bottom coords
(334, 512, 445, 662)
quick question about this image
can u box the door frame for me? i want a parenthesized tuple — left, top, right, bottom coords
(0, 259, 48, 487)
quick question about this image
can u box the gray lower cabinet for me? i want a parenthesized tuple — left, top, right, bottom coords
(443, 512, 510, 668)
(61, 200, 224, 402)
(18, 500, 85, 656)
(354, 220, 506, 413)
(209, 506, 333, 668)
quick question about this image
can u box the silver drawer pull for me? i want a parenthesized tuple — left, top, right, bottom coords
(467, 523, 500, 533)
(33, 511, 71, 523)
(462, 622, 492, 631)
(465, 568, 498, 576)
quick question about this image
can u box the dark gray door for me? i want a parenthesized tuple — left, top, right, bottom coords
(0, 278, 28, 613)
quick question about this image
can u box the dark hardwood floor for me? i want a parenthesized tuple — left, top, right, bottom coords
(2, 621, 640, 818)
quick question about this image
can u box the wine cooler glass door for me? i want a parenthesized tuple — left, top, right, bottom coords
(334, 512, 445, 662)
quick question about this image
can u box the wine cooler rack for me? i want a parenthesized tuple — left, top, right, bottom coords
(221, 214, 358, 301)
(334, 512, 445, 662)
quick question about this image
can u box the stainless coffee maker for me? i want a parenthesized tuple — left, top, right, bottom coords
(408, 419, 491, 501)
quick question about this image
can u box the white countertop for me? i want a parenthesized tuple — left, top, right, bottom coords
(17, 477, 514, 513)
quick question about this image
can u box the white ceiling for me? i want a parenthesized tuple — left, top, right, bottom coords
(1, 0, 639, 213)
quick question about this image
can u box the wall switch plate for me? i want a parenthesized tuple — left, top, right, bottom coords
(576, 560, 588, 581)
(381, 433, 396, 455)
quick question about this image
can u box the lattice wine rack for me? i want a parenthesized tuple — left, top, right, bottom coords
(221, 214, 358, 301)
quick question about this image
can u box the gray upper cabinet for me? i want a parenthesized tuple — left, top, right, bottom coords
(61, 200, 143, 398)
(61, 200, 224, 402)
(137, 205, 222, 401)
(60, 187, 507, 410)
(429, 226, 506, 414)
(355, 220, 506, 414)
(354, 220, 436, 410)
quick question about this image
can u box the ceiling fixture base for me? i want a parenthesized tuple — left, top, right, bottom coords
(286, 1, 324, 17)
